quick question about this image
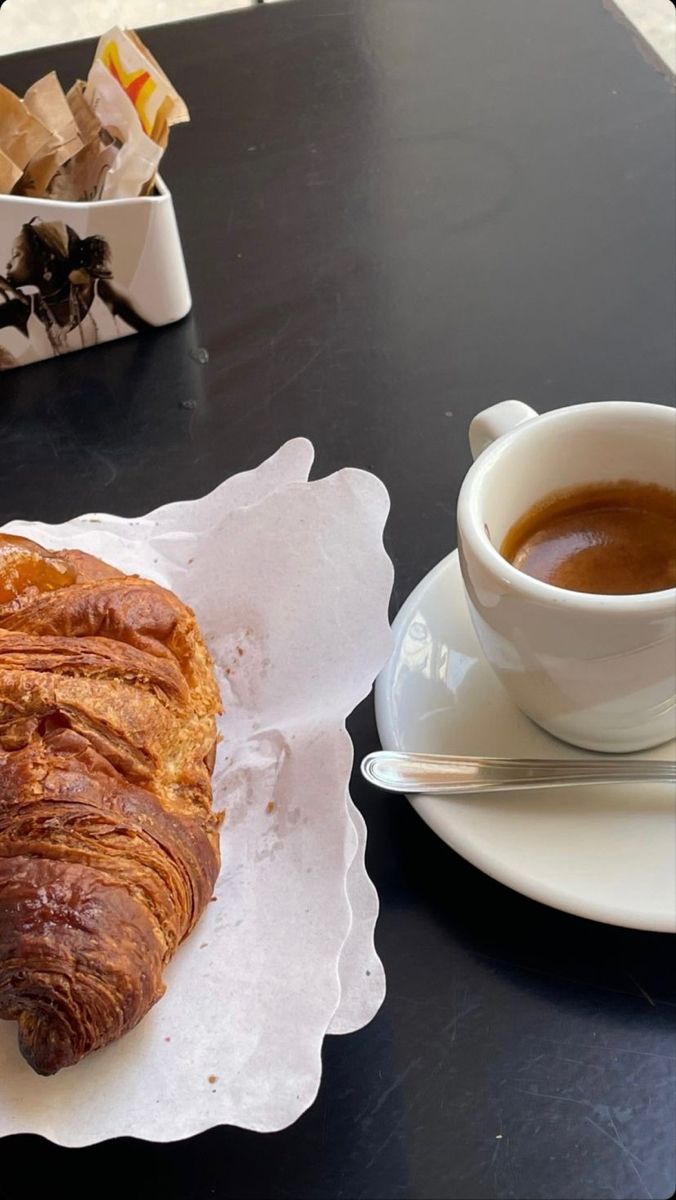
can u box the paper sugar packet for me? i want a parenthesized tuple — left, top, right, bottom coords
(0, 82, 51, 176)
(17, 73, 83, 197)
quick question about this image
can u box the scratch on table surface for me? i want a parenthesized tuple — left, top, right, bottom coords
(512, 1086, 661, 1197)
(512, 1087, 592, 1108)
(537, 1037, 675, 1062)
(518, 1049, 603, 1072)
(441, 999, 481, 1044)
(626, 972, 657, 1007)
(267, 340, 327, 400)
(471, 949, 672, 1006)
(359, 1057, 423, 1129)
(268, 314, 293, 350)
(555, 1055, 605, 1070)
(516, 1053, 545, 1072)
(363, 1120, 407, 1173)
(44, 429, 61, 460)
(585, 1115, 654, 1199)
(88, 449, 118, 487)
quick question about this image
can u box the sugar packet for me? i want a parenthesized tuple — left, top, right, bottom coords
(0, 82, 51, 174)
(16, 73, 83, 197)
(84, 60, 163, 200)
(93, 26, 189, 138)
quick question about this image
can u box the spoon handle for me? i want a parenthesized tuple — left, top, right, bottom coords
(361, 750, 676, 794)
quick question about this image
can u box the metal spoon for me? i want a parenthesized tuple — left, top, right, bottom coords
(361, 750, 676, 795)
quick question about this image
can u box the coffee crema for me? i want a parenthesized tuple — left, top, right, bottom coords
(501, 481, 676, 595)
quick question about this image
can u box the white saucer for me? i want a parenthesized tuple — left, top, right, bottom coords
(375, 551, 676, 932)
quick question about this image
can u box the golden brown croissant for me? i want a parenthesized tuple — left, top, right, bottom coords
(0, 533, 222, 1075)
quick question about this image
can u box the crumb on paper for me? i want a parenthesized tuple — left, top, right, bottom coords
(266, 801, 276, 815)
(165, 1036, 171, 1043)
(210, 895, 218, 902)
(208, 1075, 218, 1085)
(200, 942, 208, 949)
(237, 646, 244, 657)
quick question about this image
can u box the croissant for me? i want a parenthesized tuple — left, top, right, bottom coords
(0, 533, 222, 1075)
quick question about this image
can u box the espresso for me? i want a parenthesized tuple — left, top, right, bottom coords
(501, 481, 676, 594)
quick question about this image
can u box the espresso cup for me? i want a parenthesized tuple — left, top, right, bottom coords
(457, 400, 676, 752)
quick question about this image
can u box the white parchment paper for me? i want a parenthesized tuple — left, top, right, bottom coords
(0, 439, 391, 1144)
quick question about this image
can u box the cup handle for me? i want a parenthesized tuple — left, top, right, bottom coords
(469, 400, 538, 460)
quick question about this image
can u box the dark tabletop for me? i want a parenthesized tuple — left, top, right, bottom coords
(1, 2, 675, 1197)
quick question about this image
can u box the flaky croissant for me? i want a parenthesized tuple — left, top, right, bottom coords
(0, 533, 222, 1075)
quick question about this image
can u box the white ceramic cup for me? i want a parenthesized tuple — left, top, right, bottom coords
(457, 400, 676, 752)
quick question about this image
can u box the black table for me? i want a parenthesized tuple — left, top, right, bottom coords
(1, 3, 675, 1197)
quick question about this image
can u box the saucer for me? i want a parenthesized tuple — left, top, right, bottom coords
(375, 551, 676, 931)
